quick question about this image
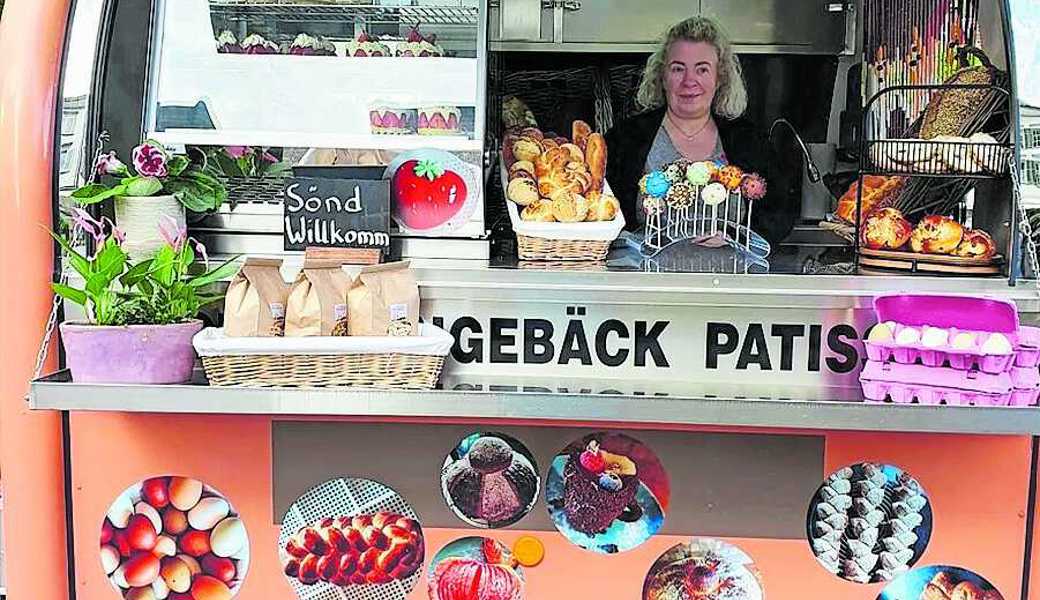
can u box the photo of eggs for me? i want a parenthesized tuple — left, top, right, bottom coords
(427, 537, 525, 600)
(100, 476, 249, 600)
(441, 432, 540, 528)
(876, 565, 1004, 600)
(806, 463, 933, 584)
(642, 538, 764, 600)
(545, 431, 669, 554)
(278, 477, 424, 600)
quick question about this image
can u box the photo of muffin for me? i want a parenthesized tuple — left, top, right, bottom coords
(806, 463, 933, 584)
(441, 433, 540, 529)
(643, 539, 764, 600)
(427, 537, 525, 600)
(876, 565, 1004, 600)
(545, 432, 669, 554)
(369, 108, 416, 135)
(278, 478, 424, 600)
(418, 107, 462, 136)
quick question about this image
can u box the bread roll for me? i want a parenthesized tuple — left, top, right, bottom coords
(573, 120, 593, 150)
(586, 192, 620, 222)
(586, 132, 607, 192)
(550, 190, 589, 223)
(512, 139, 542, 163)
(509, 160, 536, 178)
(520, 200, 555, 222)
(560, 143, 585, 164)
(519, 126, 544, 141)
(507, 177, 540, 207)
(910, 215, 964, 254)
(535, 147, 568, 179)
(953, 229, 996, 259)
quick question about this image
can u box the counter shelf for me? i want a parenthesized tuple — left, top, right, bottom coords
(27, 370, 1040, 436)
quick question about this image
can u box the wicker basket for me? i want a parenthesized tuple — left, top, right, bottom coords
(201, 352, 444, 389)
(194, 324, 452, 389)
(516, 235, 610, 261)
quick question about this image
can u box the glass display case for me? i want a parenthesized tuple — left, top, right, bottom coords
(145, 0, 486, 153)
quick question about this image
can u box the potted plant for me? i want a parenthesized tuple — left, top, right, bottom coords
(72, 141, 227, 259)
(52, 210, 239, 384)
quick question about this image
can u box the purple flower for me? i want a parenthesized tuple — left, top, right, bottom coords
(194, 239, 210, 269)
(94, 151, 127, 177)
(225, 146, 252, 159)
(157, 215, 187, 251)
(132, 142, 169, 178)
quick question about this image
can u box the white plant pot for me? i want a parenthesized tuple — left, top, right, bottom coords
(114, 194, 185, 260)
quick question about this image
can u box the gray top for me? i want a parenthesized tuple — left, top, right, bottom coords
(645, 124, 727, 174)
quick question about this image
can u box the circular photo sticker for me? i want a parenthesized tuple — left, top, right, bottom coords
(545, 432, 669, 554)
(441, 432, 540, 528)
(100, 476, 249, 600)
(643, 538, 764, 600)
(278, 477, 424, 600)
(806, 462, 933, 584)
(427, 537, 525, 600)
(386, 149, 482, 236)
(877, 565, 1004, 600)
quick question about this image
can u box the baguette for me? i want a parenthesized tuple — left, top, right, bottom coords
(585, 133, 607, 193)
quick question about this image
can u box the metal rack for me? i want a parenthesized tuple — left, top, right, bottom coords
(209, 2, 479, 26)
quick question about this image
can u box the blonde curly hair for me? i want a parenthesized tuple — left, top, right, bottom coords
(636, 17, 748, 120)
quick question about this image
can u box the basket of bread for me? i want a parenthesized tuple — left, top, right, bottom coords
(502, 120, 625, 261)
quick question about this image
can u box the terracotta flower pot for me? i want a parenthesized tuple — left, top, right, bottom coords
(59, 320, 203, 384)
(114, 194, 185, 260)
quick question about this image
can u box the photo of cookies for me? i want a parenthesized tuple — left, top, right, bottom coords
(876, 565, 1004, 600)
(545, 432, 669, 554)
(642, 538, 764, 600)
(100, 476, 250, 600)
(278, 478, 424, 600)
(427, 537, 525, 600)
(441, 432, 540, 528)
(806, 463, 933, 584)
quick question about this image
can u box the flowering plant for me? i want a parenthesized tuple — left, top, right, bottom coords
(51, 210, 239, 326)
(71, 140, 228, 213)
(205, 145, 291, 178)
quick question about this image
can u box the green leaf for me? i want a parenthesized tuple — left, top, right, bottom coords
(47, 230, 92, 278)
(414, 160, 445, 181)
(52, 283, 87, 306)
(71, 184, 109, 199)
(120, 259, 154, 288)
(167, 155, 190, 177)
(71, 183, 127, 206)
(188, 257, 241, 288)
(124, 176, 163, 197)
(94, 239, 128, 281)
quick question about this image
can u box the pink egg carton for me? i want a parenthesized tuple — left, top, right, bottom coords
(1011, 365, 1040, 407)
(860, 361, 1013, 407)
(868, 294, 1020, 374)
(1015, 326, 1040, 368)
(864, 326, 1015, 374)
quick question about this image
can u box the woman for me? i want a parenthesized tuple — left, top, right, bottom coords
(605, 17, 793, 244)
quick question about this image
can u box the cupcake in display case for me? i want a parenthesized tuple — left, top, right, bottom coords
(397, 25, 445, 57)
(216, 30, 242, 54)
(287, 33, 336, 56)
(345, 31, 391, 57)
(418, 106, 462, 136)
(240, 33, 279, 55)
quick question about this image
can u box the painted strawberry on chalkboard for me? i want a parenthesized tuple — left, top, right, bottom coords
(392, 159, 469, 231)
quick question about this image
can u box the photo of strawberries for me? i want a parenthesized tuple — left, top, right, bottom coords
(278, 478, 425, 600)
(387, 150, 482, 236)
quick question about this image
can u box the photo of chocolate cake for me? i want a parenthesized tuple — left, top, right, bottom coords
(546, 432, 668, 554)
(441, 433, 540, 528)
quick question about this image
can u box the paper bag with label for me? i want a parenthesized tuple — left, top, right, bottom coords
(223, 258, 289, 337)
(348, 261, 420, 336)
(285, 260, 352, 336)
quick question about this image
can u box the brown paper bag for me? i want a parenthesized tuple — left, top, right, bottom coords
(285, 260, 352, 337)
(223, 258, 289, 337)
(348, 261, 420, 337)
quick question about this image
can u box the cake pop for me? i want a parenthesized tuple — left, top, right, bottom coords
(664, 161, 687, 184)
(638, 174, 650, 195)
(686, 161, 713, 186)
(666, 181, 696, 208)
(701, 182, 728, 206)
(717, 165, 744, 191)
(741, 173, 767, 201)
(645, 171, 670, 198)
(643, 196, 663, 215)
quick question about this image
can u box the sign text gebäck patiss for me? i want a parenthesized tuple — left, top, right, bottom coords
(283, 177, 391, 251)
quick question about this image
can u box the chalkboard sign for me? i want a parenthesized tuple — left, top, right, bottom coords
(282, 177, 391, 252)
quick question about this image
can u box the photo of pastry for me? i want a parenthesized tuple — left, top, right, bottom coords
(278, 478, 424, 600)
(545, 432, 669, 554)
(100, 476, 250, 600)
(427, 537, 525, 600)
(643, 538, 764, 600)
(806, 463, 933, 584)
(441, 432, 540, 528)
(876, 565, 1004, 600)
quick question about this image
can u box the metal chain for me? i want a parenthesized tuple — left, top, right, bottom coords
(32, 264, 69, 380)
(1011, 157, 1040, 295)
